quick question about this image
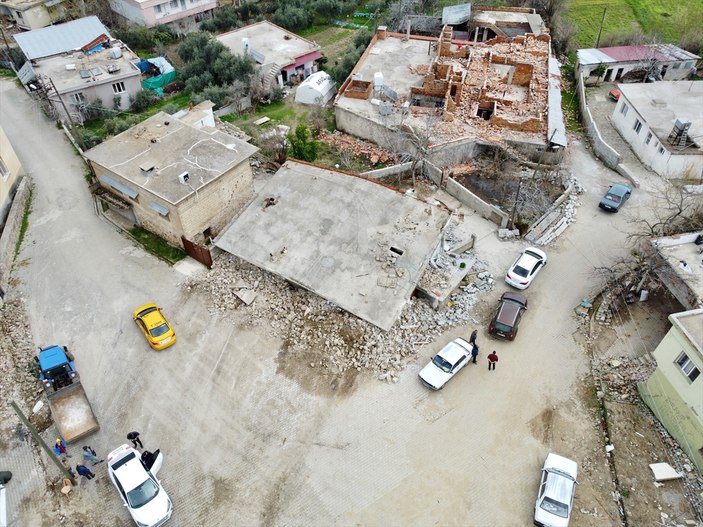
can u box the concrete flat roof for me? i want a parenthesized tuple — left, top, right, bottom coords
(653, 232, 703, 310)
(215, 160, 450, 330)
(216, 21, 319, 68)
(618, 81, 703, 152)
(670, 310, 703, 352)
(32, 44, 140, 93)
(85, 112, 258, 204)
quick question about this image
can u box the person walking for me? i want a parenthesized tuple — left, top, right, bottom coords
(127, 431, 143, 449)
(469, 329, 478, 346)
(54, 438, 71, 457)
(488, 351, 499, 371)
(82, 446, 103, 465)
(471, 343, 479, 364)
(75, 464, 95, 480)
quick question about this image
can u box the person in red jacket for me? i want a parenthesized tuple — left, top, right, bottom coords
(487, 351, 499, 371)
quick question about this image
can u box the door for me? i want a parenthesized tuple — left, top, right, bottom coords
(604, 69, 613, 82)
(615, 68, 624, 80)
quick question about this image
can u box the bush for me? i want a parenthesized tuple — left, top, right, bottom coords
(76, 128, 103, 149)
(191, 85, 230, 108)
(130, 90, 158, 112)
(270, 85, 285, 103)
(115, 25, 175, 52)
(160, 103, 181, 115)
(104, 116, 140, 135)
(288, 124, 318, 162)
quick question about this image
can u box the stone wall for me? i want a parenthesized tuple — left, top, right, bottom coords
(0, 177, 29, 299)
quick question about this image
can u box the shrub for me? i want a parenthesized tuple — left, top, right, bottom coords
(191, 85, 230, 108)
(288, 124, 318, 162)
(130, 90, 158, 112)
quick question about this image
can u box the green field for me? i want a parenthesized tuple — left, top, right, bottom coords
(567, 0, 703, 48)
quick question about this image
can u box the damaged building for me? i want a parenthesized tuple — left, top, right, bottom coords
(334, 25, 566, 168)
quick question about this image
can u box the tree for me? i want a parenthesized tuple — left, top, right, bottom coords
(288, 124, 319, 162)
(130, 90, 157, 112)
(229, 80, 249, 115)
(627, 178, 703, 243)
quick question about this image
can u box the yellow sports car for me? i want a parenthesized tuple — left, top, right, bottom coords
(133, 304, 176, 351)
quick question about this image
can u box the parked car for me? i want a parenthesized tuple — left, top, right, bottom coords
(598, 183, 632, 212)
(505, 247, 547, 290)
(107, 444, 172, 527)
(534, 453, 578, 527)
(488, 292, 528, 340)
(133, 304, 176, 351)
(608, 88, 621, 101)
(418, 337, 474, 390)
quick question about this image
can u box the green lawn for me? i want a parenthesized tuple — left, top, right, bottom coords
(567, 0, 703, 48)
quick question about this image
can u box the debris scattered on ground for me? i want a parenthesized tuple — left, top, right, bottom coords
(319, 130, 397, 165)
(185, 252, 493, 380)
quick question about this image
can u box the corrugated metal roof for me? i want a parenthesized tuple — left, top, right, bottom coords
(442, 3, 471, 25)
(577, 48, 615, 66)
(99, 174, 138, 199)
(656, 43, 700, 61)
(548, 57, 567, 148)
(13, 16, 111, 60)
(148, 201, 170, 216)
(598, 45, 667, 62)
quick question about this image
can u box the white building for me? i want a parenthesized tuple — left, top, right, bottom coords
(294, 71, 336, 106)
(611, 81, 703, 179)
(577, 44, 699, 85)
(108, 0, 215, 34)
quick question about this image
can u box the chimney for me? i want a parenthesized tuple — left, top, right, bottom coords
(377, 26, 387, 40)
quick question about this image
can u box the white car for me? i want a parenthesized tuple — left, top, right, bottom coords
(418, 337, 474, 390)
(534, 453, 578, 527)
(505, 247, 547, 289)
(107, 444, 172, 527)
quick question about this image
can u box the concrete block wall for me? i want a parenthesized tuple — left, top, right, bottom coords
(178, 162, 254, 244)
(445, 177, 508, 227)
(576, 74, 621, 169)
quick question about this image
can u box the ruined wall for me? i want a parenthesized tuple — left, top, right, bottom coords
(445, 177, 509, 227)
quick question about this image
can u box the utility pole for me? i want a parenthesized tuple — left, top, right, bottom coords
(10, 401, 77, 485)
(595, 7, 607, 48)
(47, 77, 85, 150)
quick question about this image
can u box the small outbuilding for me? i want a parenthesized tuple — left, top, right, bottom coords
(294, 71, 336, 106)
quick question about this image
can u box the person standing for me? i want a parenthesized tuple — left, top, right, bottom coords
(54, 438, 71, 457)
(488, 351, 499, 371)
(61, 458, 76, 479)
(127, 431, 143, 449)
(469, 330, 478, 346)
(471, 343, 479, 364)
(82, 446, 103, 465)
(76, 464, 95, 480)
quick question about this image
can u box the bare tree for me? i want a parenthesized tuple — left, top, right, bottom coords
(228, 80, 249, 115)
(627, 178, 703, 243)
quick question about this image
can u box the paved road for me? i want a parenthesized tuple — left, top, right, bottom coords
(1, 78, 653, 526)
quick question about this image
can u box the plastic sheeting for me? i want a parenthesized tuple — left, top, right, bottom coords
(139, 57, 176, 96)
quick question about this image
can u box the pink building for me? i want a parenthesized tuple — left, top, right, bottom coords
(108, 0, 215, 34)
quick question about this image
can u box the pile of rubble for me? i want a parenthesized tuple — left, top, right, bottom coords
(527, 174, 584, 245)
(0, 299, 42, 428)
(319, 130, 397, 165)
(185, 253, 494, 381)
(591, 354, 656, 402)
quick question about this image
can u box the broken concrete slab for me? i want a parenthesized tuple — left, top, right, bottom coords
(215, 160, 449, 330)
(235, 289, 258, 306)
(649, 463, 683, 482)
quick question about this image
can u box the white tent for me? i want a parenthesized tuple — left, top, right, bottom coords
(295, 71, 336, 106)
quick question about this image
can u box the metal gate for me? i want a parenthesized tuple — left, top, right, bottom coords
(181, 236, 213, 269)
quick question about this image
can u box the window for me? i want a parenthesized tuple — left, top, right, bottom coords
(684, 61, 693, 69)
(620, 103, 629, 117)
(658, 146, 665, 155)
(672, 62, 680, 69)
(71, 92, 86, 104)
(645, 132, 652, 144)
(0, 157, 9, 181)
(15, 10, 23, 19)
(155, 3, 162, 12)
(675, 352, 701, 382)
(633, 119, 642, 134)
(169, 0, 178, 7)
(112, 82, 126, 94)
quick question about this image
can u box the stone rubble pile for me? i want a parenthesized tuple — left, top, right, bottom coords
(534, 176, 583, 246)
(0, 299, 42, 426)
(592, 354, 656, 402)
(185, 254, 494, 381)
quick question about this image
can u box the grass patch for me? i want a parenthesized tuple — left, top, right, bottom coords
(315, 141, 378, 172)
(128, 226, 186, 264)
(566, 0, 703, 48)
(225, 101, 303, 136)
(14, 187, 33, 258)
(0, 68, 16, 78)
(560, 54, 581, 132)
